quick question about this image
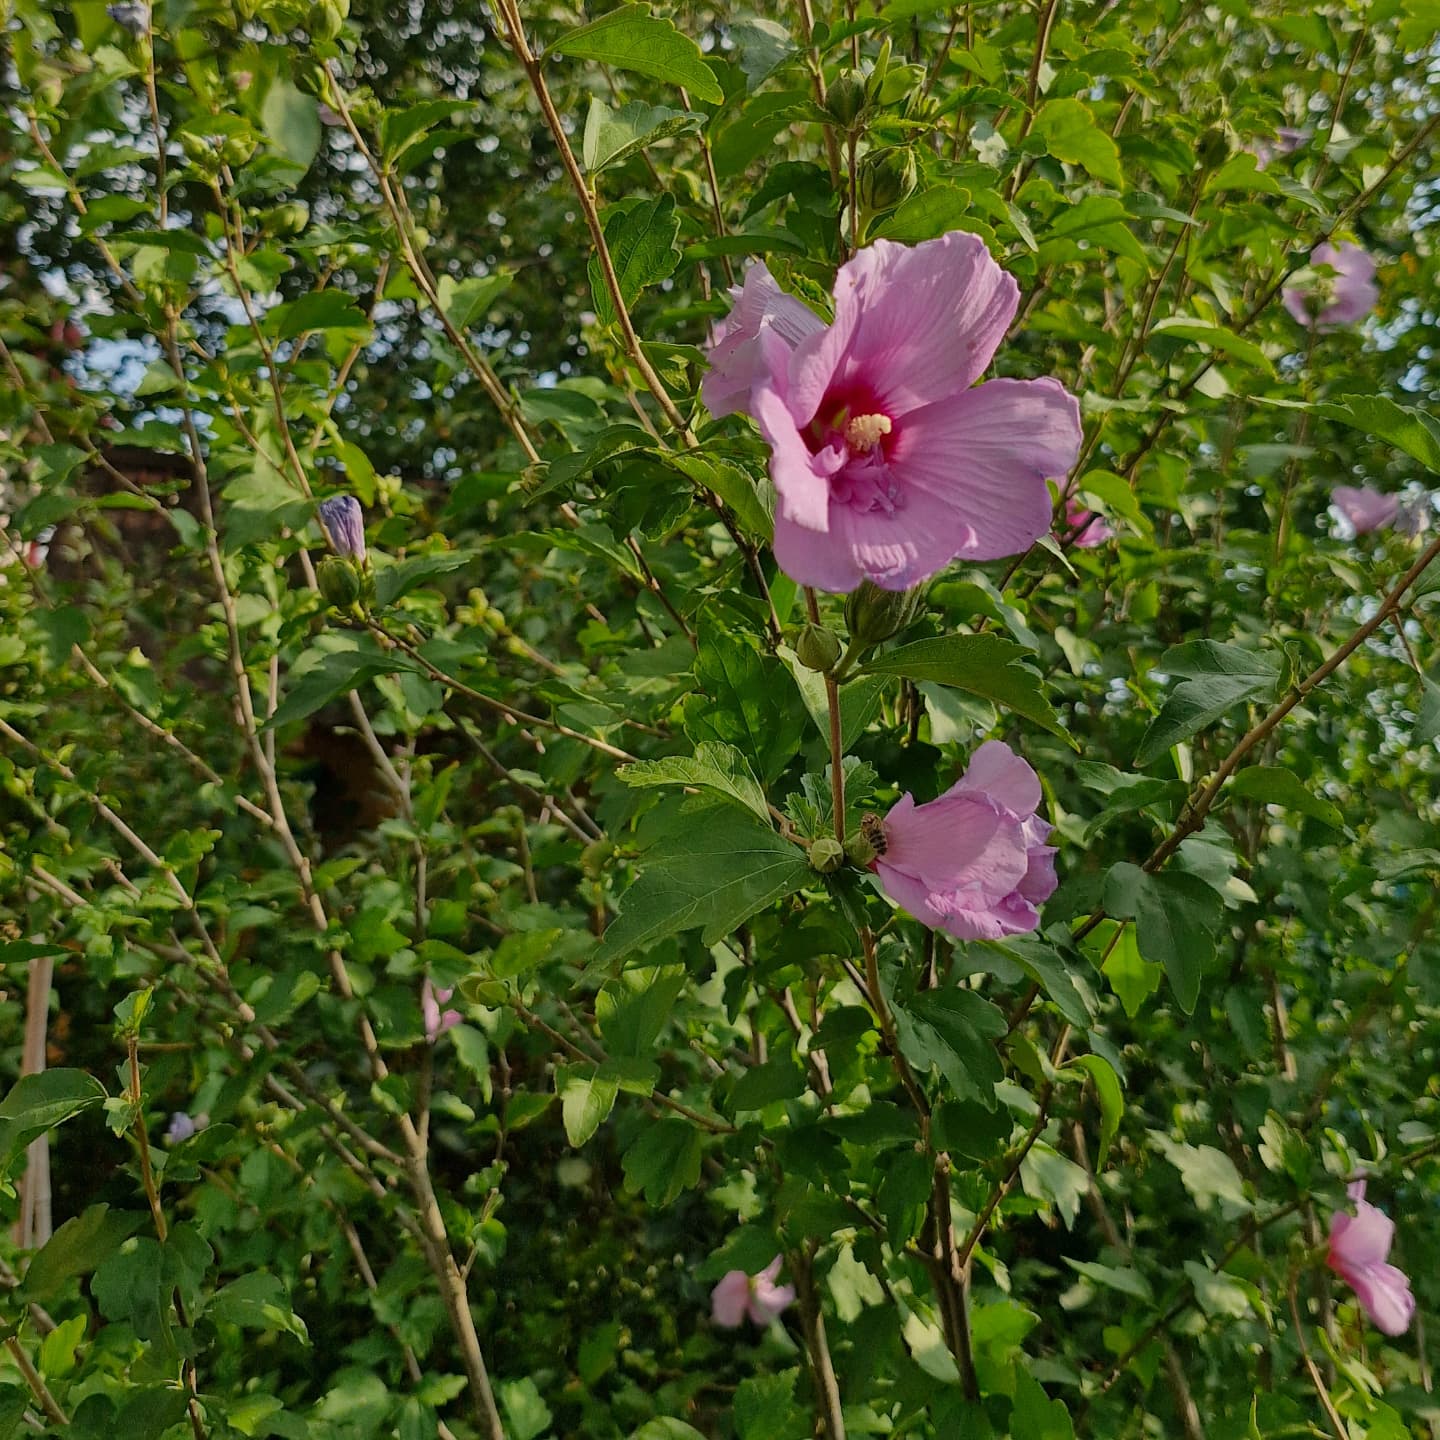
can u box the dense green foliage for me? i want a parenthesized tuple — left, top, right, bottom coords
(1, 1, 1439, 1437)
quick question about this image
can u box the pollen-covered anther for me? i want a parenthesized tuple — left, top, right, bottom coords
(844, 412, 892, 453)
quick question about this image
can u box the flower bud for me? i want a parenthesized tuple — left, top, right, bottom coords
(808, 836, 845, 874)
(844, 831, 877, 868)
(317, 555, 363, 609)
(844, 579, 927, 650)
(858, 147, 917, 214)
(318, 494, 366, 560)
(795, 622, 842, 674)
(262, 201, 310, 236)
(824, 72, 868, 130)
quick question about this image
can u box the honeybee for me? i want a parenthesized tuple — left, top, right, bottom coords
(859, 812, 888, 857)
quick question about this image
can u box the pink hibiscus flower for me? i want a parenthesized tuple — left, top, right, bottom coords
(710, 1256, 796, 1328)
(422, 978, 462, 1042)
(1331, 485, 1399, 535)
(702, 235, 1081, 592)
(1282, 241, 1378, 329)
(1065, 496, 1114, 548)
(874, 740, 1056, 940)
(1327, 1180, 1415, 1337)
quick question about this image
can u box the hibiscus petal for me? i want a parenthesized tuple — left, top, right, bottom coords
(702, 262, 825, 418)
(883, 791, 1029, 896)
(829, 479, 983, 590)
(892, 377, 1081, 562)
(951, 739, 1043, 816)
(1332, 486, 1398, 534)
(773, 510, 866, 591)
(874, 857, 954, 929)
(1349, 1262, 1415, 1336)
(818, 233, 1020, 417)
(710, 1271, 751, 1328)
(752, 330, 837, 534)
(1332, 1200, 1396, 1269)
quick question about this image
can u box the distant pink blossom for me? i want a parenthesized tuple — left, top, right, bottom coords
(1251, 126, 1309, 170)
(1327, 1180, 1415, 1336)
(422, 978, 461, 1042)
(874, 740, 1056, 940)
(1331, 485, 1399, 535)
(1283, 241, 1378, 328)
(710, 1257, 796, 1328)
(703, 235, 1081, 592)
(1065, 497, 1113, 548)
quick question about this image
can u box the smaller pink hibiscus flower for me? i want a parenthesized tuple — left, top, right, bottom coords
(422, 978, 462, 1042)
(1283, 241, 1378, 329)
(1065, 497, 1113, 549)
(873, 740, 1056, 940)
(710, 1257, 796, 1329)
(1327, 1180, 1415, 1337)
(1331, 485, 1399, 535)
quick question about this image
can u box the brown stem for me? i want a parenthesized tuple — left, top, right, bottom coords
(794, 1248, 847, 1438)
(4, 1336, 67, 1427)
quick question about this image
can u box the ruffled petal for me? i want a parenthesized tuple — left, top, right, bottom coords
(816, 233, 1020, 417)
(702, 262, 825, 418)
(830, 479, 984, 590)
(951, 740, 1043, 816)
(874, 857, 955, 930)
(1349, 1262, 1415, 1336)
(1332, 486, 1398, 534)
(891, 377, 1081, 563)
(710, 1271, 751, 1328)
(752, 335, 838, 534)
(882, 791, 1024, 893)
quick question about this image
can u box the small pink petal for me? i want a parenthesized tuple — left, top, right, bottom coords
(710, 1270, 752, 1329)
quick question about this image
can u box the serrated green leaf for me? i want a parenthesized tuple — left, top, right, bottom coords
(1033, 98, 1122, 186)
(1228, 766, 1346, 830)
(619, 741, 769, 821)
(1104, 864, 1223, 1013)
(1150, 317, 1274, 376)
(549, 5, 723, 103)
(581, 97, 700, 173)
(1136, 641, 1280, 766)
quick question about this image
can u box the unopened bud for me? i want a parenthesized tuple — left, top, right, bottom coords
(858, 147, 917, 214)
(808, 837, 845, 874)
(317, 555, 363, 609)
(844, 832, 877, 868)
(844, 579, 927, 650)
(825, 72, 868, 130)
(263, 201, 310, 236)
(795, 622, 842, 673)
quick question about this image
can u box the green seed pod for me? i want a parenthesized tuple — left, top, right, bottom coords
(263, 201, 310, 236)
(858, 146, 918, 214)
(844, 831, 878, 868)
(844, 579, 927, 650)
(317, 555, 363, 609)
(825, 72, 868, 130)
(809, 836, 845, 874)
(795, 622, 842, 674)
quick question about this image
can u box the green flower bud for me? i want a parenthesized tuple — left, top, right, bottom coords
(317, 555, 363, 609)
(309, 0, 346, 41)
(795, 622, 842, 674)
(263, 201, 310, 236)
(809, 836, 845, 874)
(844, 831, 877, 868)
(844, 579, 927, 650)
(858, 147, 918, 214)
(876, 62, 926, 108)
(825, 72, 868, 130)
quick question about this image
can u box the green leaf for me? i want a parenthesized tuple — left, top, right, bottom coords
(270, 290, 371, 343)
(1063, 1257, 1152, 1301)
(260, 76, 321, 172)
(1150, 317, 1274, 376)
(1313, 393, 1440, 473)
(871, 184, 972, 243)
(1417, 674, 1440, 746)
(663, 452, 773, 542)
(374, 549, 478, 607)
(1070, 1054, 1123, 1169)
(892, 987, 1007, 1109)
(1074, 470, 1153, 538)
(729, 1055, 807, 1113)
(1228, 766, 1346, 830)
(581, 98, 700, 173)
(379, 99, 476, 164)
(24, 1204, 144, 1302)
(222, 448, 308, 549)
(1135, 641, 1280, 766)
(588, 194, 683, 328)
(862, 634, 1072, 744)
(0, 1070, 107, 1177)
(621, 1118, 704, 1206)
(558, 1065, 620, 1147)
(548, 5, 723, 104)
(1098, 922, 1161, 1018)
(0, 941, 70, 965)
(619, 741, 770, 821)
(1033, 98, 1122, 186)
(263, 638, 426, 731)
(498, 1377, 554, 1440)
(630, 1423, 708, 1440)
(595, 805, 810, 965)
(1011, 1369, 1075, 1440)
(1104, 864, 1223, 1013)
(436, 271, 514, 332)
(1152, 1133, 1251, 1212)
(207, 1273, 310, 1342)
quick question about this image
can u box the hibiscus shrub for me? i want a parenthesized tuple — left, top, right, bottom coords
(1, 1, 1438, 1438)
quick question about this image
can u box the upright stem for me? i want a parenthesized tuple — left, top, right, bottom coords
(794, 1248, 847, 1438)
(807, 588, 847, 843)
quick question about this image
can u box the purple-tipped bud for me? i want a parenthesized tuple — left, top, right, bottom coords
(319, 495, 366, 560)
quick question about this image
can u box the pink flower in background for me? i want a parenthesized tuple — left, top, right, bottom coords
(874, 740, 1056, 940)
(1065, 497, 1113, 548)
(703, 234, 1081, 592)
(422, 978, 462, 1041)
(1331, 485, 1399, 535)
(1327, 1180, 1415, 1336)
(1283, 241, 1378, 328)
(710, 1257, 796, 1328)
(1251, 126, 1309, 170)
